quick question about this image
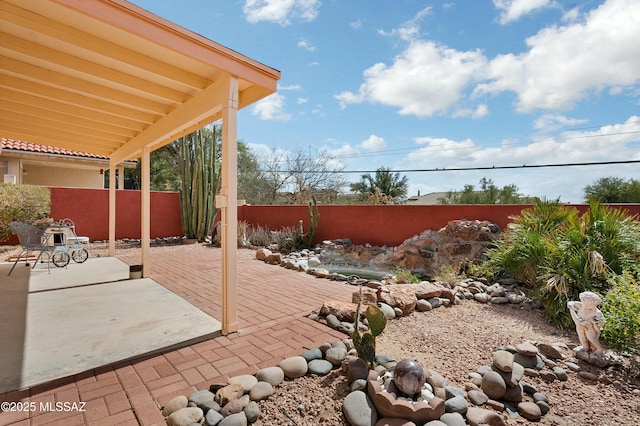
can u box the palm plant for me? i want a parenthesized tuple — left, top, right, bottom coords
(489, 199, 640, 328)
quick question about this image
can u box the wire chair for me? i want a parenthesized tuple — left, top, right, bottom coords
(7, 221, 67, 276)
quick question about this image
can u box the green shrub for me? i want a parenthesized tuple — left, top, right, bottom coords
(488, 199, 640, 329)
(601, 270, 640, 352)
(395, 267, 419, 283)
(0, 184, 51, 241)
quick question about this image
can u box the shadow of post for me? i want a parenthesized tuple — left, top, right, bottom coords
(0, 263, 28, 393)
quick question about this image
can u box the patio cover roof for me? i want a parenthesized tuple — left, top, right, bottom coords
(0, 0, 281, 333)
(0, 0, 279, 162)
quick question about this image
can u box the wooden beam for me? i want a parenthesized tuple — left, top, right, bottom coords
(109, 77, 230, 164)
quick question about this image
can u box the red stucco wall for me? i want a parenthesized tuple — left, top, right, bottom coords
(4, 187, 639, 248)
(48, 187, 183, 241)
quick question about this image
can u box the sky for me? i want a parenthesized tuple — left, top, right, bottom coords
(132, 0, 639, 203)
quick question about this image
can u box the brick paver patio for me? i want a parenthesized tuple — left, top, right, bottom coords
(0, 245, 353, 425)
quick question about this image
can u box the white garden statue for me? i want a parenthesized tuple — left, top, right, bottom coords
(567, 291, 605, 353)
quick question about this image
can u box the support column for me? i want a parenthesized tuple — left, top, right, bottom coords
(220, 76, 239, 334)
(141, 147, 151, 277)
(117, 165, 124, 189)
(108, 161, 116, 256)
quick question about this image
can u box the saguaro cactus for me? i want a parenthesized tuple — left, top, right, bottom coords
(178, 126, 221, 242)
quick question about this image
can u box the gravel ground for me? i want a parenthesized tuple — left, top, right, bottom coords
(253, 301, 640, 426)
(2, 242, 639, 425)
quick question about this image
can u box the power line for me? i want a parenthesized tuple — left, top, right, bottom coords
(260, 159, 640, 174)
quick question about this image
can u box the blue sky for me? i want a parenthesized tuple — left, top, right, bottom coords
(133, 0, 639, 203)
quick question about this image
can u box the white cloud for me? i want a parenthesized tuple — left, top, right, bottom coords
(278, 84, 302, 91)
(359, 134, 387, 151)
(399, 116, 640, 202)
(297, 38, 315, 52)
(493, 0, 553, 24)
(378, 6, 432, 42)
(335, 41, 487, 117)
(477, 0, 640, 112)
(533, 114, 588, 132)
(243, 0, 320, 26)
(251, 93, 292, 121)
(297, 97, 308, 104)
(339, 0, 640, 119)
(350, 20, 362, 29)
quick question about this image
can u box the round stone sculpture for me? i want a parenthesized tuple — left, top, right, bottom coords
(394, 359, 427, 396)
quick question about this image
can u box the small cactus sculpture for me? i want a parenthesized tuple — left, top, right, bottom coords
(352, 286, 387, 368)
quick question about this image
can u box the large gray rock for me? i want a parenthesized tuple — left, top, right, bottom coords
(439, 412, 466, 426)
(326, 347, 348, 366)
(343, 390, 378, 426)
(444, 396, 467, 414)
(465, 407, 506, 426)
(205, 409, 224, 426)
(219, 411, 247, 426)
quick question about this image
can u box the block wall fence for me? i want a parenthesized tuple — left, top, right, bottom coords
(3, 187, 640, 247)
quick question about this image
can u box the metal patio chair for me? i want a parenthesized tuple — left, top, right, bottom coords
(7, 221, 68, 276)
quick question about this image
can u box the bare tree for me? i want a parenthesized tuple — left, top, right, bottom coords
(252, 147, 346, 204)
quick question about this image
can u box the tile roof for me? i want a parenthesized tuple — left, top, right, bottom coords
(1, 138, 109, 160)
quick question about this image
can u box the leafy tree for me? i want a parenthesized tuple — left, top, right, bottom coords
(350, 167, 409, 204)
(438, 177, 537, 204)
(584, 176, 640, 203)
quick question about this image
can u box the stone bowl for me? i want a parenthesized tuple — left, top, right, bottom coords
(367, 370, 445, 423)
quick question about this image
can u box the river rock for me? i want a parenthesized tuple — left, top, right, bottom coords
(465, 407, 505, 426)
(256, 366, 284, 386)
(167, 407, 203, 426)
(215, 384, 244, 406)
(162, 395, 188, 417)
(308, 359, 334, 375)
(473, 293, 492, 303)
(221, 395, 250, 417)
(517, 401, 542, 421)
(244, 401, 260, 423)
(227, 375, 257, 393)
(467, 389, 489, 405)
(515, 341, 538, 356)
(302, 347, 323, 362)
(481, 371, 506, 399)
(218, 411, 247, 426)
(536, 343, 563, 360)
(416, 299, 433, 312)
(492, 350, 514, 373)
(378, 303, 396, 319)
(439, 412, 466, 426)
(205, 409, 223, 426)
(326, 347, 348, 366)
(375, 419, 417, 426)
(249, 381, 273, 401)
(344, 390, 378, 426)
(189, 390, 215, 407)
(279, 356, 308, 379)
(444, 396, 468, 414)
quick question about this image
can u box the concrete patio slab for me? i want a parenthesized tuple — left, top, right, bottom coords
(0, 262, 221, 394)
(27, 256, 130, 292)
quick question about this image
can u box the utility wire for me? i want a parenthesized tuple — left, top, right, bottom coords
(259, 159, 640, 174)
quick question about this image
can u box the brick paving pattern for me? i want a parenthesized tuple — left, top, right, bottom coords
(0, 245, 352, 425)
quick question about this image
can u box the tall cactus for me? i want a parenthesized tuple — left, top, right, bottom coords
(178, 126, 221, 242)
